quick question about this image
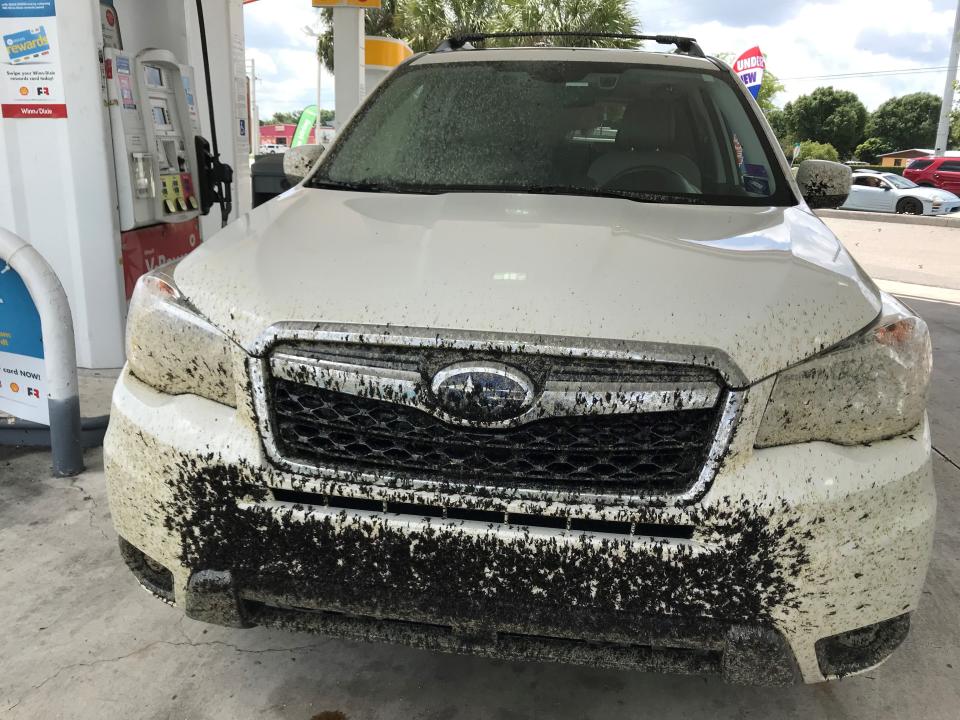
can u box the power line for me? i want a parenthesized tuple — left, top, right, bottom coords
(782, 66, 950, 81)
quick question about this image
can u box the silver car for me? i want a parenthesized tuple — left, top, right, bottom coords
(842, 170, 960, 215)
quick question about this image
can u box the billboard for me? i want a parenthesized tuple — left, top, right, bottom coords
(0, 0, 67, 119)
(734, 46, 765, 100)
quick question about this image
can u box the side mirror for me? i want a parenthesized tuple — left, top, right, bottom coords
(283, 144, 326, 182)
(796, 160, 852, 209)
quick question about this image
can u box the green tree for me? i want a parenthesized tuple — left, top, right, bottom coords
(317, 0, 402, 72)
(398, 0, 640, 53)
(265, 111, 302, 125)
(755, 69, 785, 115)
(316, 0, 642, 68)
(496, 0, 641, 48)
(765, 107, 793, 150)
(854, 137, 892, 164)
(795, 140, 839, 163)
(782, 87, 867, 158)
(866, 92, 941, 151)
(398, 0, 508, 53)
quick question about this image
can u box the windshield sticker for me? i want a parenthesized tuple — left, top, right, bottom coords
(743, 175, 770, 195)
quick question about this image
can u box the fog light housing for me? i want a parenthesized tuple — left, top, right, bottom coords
(815, 614, 910, 678)
(118, 537, 175, 603)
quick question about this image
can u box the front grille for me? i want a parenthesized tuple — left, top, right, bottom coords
(269, 376, 722, 495)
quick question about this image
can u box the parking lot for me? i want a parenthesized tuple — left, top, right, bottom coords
(1, 216, 959, 719)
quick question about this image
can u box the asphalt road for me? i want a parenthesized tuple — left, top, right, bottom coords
(1, 235, 959, 719)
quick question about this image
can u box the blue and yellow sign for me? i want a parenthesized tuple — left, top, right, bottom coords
(0, 263, 48, 424)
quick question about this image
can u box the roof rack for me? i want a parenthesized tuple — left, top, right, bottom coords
(434, 32, 705, 58)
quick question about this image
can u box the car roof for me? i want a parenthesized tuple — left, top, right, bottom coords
(411, 46, 720, 72)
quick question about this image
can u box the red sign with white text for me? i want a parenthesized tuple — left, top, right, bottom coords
(1, 103, 67, 118)
(121, 219, 201, 299)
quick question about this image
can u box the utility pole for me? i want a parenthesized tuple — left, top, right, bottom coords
(934, 0, 960, 156)
(247, 58, 260, 154)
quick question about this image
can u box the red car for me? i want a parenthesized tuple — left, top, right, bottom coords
(903, 156, 960, 193)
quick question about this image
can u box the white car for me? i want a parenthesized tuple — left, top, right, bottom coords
(105, 35, 935, 686)
(842, 170, 960, 215)
(258, 143, 287, 155)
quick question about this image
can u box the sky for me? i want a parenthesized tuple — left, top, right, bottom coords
(244, 0, 959, 120)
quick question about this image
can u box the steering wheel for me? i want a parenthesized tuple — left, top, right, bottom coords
(601, 165, 694, 194)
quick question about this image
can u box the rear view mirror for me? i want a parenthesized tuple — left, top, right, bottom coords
(283, 144, 326, 182)
(796, 160, 852, 209)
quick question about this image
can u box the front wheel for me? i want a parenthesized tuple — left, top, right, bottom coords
(896, 197, 923, 215)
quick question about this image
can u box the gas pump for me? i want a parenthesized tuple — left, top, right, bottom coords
(104, 48, 204, 231)
(100, 2, 234, 298)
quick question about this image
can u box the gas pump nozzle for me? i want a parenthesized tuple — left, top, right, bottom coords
(195, 136, 234, 228)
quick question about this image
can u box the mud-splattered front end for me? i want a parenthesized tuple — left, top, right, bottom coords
(104, 328, 935, 685)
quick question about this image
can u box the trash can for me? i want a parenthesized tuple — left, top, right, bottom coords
(251, 153, 293, 208)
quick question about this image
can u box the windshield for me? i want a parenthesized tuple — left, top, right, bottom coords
(309, 60, 794, 207)
(885, 174, 918, 189)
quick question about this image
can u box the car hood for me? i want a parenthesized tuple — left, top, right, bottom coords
(905, 186, 960, 201)
(175, 188, 882, 385)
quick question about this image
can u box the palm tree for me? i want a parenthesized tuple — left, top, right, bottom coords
(316, 0, 402, 72)
(399, 0, 510, 52)
(317, 0, 642, 67)
(497, 0, 641, 48)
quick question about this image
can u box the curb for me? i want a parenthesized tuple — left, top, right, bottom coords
(817, 209, 960, 229)
(0, 414, 109, 449)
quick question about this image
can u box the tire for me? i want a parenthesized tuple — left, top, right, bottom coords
(896, 197, 923, 215)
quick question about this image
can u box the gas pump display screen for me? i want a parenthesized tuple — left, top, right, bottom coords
(144, 65, 164, 88)
(150, 99, 172, 128)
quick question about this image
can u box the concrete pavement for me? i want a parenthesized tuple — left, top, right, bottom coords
(822, 215, 960, 292)
(2, 218, 959, 719)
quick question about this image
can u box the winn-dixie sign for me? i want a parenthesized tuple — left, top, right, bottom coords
(734, 46, 765, 99)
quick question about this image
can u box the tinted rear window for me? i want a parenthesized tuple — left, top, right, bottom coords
(908, 159, 933, 170)
(940, 162, 960, 172)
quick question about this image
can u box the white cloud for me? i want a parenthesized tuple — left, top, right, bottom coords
(637, 0, 956, 109)
(243, 0, 958, 117)
(244, 0, 336, 119)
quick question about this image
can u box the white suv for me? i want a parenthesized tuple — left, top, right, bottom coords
(105, 35, 935, 685)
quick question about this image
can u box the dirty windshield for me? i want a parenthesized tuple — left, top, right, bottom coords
(310, 60, 793, 206)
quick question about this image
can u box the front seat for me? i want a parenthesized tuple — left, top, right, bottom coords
(588, 103, 701, 191)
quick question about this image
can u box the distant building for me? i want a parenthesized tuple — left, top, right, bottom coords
(876, 148, 960, 167)
(258, 123, 337, 148)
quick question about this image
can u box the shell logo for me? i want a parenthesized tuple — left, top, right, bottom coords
(10, 382, 20, 393)
(19, 86, 28, 96)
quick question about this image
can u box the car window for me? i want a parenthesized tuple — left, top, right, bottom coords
(940, 162, 960, 172)
(885, 175, 918, 189)
(854, 175, 881, 187)
(908, 159, 934, 170)
(311, 61, 794, 207)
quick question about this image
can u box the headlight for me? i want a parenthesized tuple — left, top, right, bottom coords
(126, 262, 237, 407)
(755, 294, 931, 447)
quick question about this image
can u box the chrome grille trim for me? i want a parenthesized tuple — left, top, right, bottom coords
(269, 350, 722, 429)
(249, 323, 746, 506)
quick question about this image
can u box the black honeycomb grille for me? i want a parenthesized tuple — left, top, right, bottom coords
(270, 378, 722, 495)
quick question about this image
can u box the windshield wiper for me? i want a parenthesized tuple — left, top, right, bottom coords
(309, 179, 391, 193)
(526, 186, 707, 205)
(309, 179, 706, 204)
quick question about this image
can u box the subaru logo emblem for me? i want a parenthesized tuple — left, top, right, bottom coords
(431, 362, 536, 423)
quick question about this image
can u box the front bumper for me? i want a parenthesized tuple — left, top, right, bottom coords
(105, 368, 936, 684)
(929, 201, 960, 215)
